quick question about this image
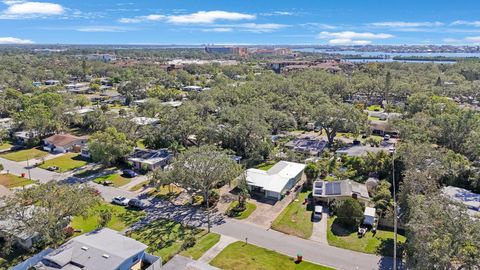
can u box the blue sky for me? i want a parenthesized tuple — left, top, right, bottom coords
(1, 0, 480, 45)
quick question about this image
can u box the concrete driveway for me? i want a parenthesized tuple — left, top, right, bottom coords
(310, 208, 328, 244)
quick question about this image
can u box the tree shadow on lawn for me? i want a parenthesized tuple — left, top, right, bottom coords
(376, 238, 405, 258)
(129, 219, 202, 254)
(330, 218, 357, 237)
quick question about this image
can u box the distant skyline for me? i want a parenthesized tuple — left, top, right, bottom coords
(1, 0, 480, 45)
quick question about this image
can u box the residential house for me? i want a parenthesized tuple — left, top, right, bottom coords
(245, 161, 306, 200)
(33, 228, 160, 270)
(43, 134, 88, 153)
(442, 186, 480, 217)
(182, 85, 203, 92)
(127, 148, 173, 171)
(0, 205, 42, 250)
(312, 180, 370, 203)
(131, 117, 160, 126)
(285, 137, 327, 156)
(44, 80, 60, 86)
(14, 130, 40, 145)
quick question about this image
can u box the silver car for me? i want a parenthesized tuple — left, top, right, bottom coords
(313, 205, 323, 220)
(112, 196, 130, 206)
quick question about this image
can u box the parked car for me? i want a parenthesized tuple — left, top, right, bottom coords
(10, 145, 25, 151)
(128, 198, 147, 209)
(313, 205, 323, 221)
(46, 166, 59, 171)
(122, 169, 138, 178)
(112, 196, 130, 206)
(384, 134, 391, 141)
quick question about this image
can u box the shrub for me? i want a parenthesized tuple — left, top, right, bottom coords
(181, 235, 196, 250)
(335, 198, 364, 227)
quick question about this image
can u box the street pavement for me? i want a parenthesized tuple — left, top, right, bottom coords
(211, 219, 402, 270)
(0, 157, 60, 183)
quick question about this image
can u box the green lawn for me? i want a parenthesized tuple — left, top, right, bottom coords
(271, 190, 313, 239)
(255, 161, 276, 171)
(180, 233, 221, 260)
(128, 219, 206, 263)
(129, 180, 150, 191)
(0, 173, 35, 188)
(210, 241, 334, 270)
(0, 141, 12, 151)
(93, 173, 130, 187)
(367, 105, 383, 112)
(226, 201, 257, 220)
(38, 153, 89, 172)
(147, 184, 182, 200)
(327, 217, 406, 257)
(70, 203, 145, 233)
(0, 148, 49, 162)
(136, 139, 146, 149)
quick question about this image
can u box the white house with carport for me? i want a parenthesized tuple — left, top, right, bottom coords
(245, 161, 305, 200)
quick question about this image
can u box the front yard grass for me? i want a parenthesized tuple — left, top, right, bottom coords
(147, 184, 182, 200)
(210, 241, 334, 270)
(38, 153, 89, 172)
(226, 201, 257, 220)
(0, 173, 35, 188)
(367, 105, 383, 112)
(0, 148, 48, 162)
(93, 173, 130, 187)
(70, 203, 145, 233)
(271, 189, 313, 239)
(128, 219, 209, 262)
(0, 141, 12, 151)
(180, 233, 221, 260)
(129, 180, 150, 191)
(327, 217, 406, 257)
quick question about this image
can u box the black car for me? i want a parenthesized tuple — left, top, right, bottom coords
(10, 145, 25, 151)
(122, 169, 138, 178)
(128, 199, 147, 210)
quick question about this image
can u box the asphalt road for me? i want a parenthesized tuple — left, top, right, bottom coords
(211, 219, 401, 270)
(0, 157, 59, 183)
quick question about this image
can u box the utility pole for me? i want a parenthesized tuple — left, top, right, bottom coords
(389, 147, 397, 270)
(26, 155, 32, 180)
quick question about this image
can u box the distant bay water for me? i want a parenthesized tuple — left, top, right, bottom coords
(295, 48, 480, 63)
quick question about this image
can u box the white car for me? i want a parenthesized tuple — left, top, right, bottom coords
(112, 196, 130, 206)
(313, 205, 323, 220)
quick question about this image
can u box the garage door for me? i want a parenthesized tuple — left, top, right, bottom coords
(265, 190, 280, 200)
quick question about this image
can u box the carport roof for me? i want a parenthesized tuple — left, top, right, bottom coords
(245, 161, 305, 193)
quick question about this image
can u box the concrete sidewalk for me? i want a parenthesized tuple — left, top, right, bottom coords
(198, 235, 236, 263)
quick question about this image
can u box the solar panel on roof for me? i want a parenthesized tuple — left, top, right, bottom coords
(325, 182, 342, 195)
(314, 181, 323, 188)
(313, 188, 323, 196)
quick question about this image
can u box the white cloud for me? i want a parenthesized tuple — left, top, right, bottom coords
(168, 10, 255, 24)
(237, 23, 287, 33)
(75, 26, 133, 32)
(119, 14, 165, 23)
(465, 36, 480, 43)
(120, 10, 255, 24)
(369, 21, 444, 28)
(0, 36, 34, 44)
(329, 39, 371, 45)
(318, 31, 393, 40)
(451, 20, 480, 27)
(201, 27, 233, 32)
(317, 31, 393, 45)
(4, 1, 64, 15)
